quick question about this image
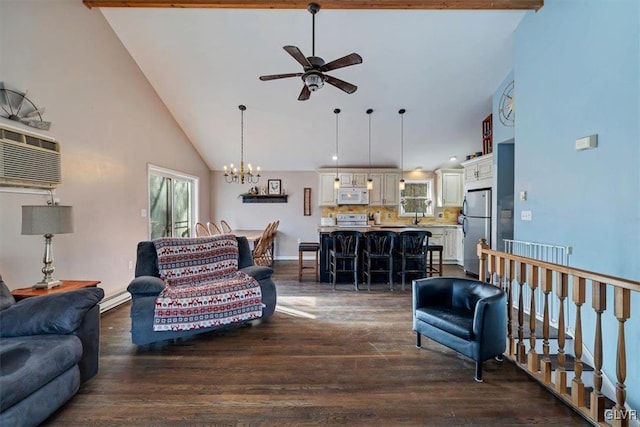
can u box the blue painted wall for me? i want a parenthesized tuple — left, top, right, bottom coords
(510, 0, 639, 409)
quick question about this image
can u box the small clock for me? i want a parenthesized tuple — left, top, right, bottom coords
(498, 80, 515, 127)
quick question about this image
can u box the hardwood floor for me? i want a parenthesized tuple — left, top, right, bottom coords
(45, 261, 588, 426)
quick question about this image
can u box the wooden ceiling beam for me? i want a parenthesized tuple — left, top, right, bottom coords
(83, 0, 543, 11)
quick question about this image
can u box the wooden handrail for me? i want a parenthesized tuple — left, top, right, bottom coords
(477, 239, 639, 427)
(478, 240, 640, 292)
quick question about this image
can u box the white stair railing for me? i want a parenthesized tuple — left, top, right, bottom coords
(504, 239, 571, 327)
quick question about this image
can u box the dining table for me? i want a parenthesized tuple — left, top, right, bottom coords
(230, 229, 264, 246)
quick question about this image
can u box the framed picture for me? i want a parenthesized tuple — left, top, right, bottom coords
(268, 179, 281, 195)
(303, 187, 311, 216)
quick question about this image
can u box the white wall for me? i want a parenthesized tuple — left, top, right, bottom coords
(210, 171, 321, 259)
(0, 0, 210, 299)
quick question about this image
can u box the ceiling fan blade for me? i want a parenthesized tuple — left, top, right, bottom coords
(283, 46, 312, 69)
(319, 53, 363, 73)
(259, 73, 303, 81)
(298, 85, 311, 101)
(325, 75, 358, 94)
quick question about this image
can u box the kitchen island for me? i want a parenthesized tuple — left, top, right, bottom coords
(317, 223, 462, 284)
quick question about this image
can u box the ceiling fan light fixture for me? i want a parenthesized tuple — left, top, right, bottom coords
(304, 73, 324, 91)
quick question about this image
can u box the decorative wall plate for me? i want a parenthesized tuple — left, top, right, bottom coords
(498, 80, 514, 127)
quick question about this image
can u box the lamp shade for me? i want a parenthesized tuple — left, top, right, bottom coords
(22, 205, 74, 235)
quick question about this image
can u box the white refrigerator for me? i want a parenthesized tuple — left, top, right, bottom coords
(462, 188, 492, 276)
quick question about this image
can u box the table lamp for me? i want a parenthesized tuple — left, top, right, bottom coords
(21, 204, 74, 289)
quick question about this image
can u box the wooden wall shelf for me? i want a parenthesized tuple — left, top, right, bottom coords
(241, 194, 288, 203)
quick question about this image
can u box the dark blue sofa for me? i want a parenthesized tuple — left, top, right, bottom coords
(127, 235, 277, 346)
(412, 277, 506, 382)
(0, 275, 104, 427)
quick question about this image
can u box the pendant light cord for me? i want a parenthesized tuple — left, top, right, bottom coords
(367, 108, 373, 178)
(399, 108, 406, 180)
(334, 108, 340, 176)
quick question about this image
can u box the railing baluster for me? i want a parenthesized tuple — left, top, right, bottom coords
(474, 244, 639, 427)
(497, 255, 513, 357)
(527, 264, 539, 373)
(613, 287, 630, 427)
(540, 268, 553, 384)
(478, 239, 489, 282)
(571, 276, 586, 408)
(517, 261, 526, 364)
(590, 281, 606, 422)
(555, 272, 568, 395)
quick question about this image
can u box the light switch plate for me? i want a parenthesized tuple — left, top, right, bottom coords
(575, 134, 598, 151)
(521, 210, 532, 221)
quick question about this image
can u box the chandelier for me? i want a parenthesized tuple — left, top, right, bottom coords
(223, 105, 260, 184)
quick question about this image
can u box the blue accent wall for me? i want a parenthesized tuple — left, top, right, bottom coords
(509, 0, 639, 409)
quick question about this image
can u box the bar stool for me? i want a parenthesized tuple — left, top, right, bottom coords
(329, 230, 363, 291)
(396, 230, 431, 291)
(427, 244, 444, 277)
(298, 241, 320, 282)
(363, 230, 396, 291)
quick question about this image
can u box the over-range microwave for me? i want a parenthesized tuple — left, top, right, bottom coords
(337, 188, 369, 205)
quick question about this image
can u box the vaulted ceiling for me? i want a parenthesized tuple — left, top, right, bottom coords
(88, 1, 539, 172)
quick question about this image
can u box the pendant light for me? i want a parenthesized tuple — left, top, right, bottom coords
(333, 108, 341, 189)
(366, 108, 374, 190)
(399, 108, 406, 191)
(223, 105, 260, 184)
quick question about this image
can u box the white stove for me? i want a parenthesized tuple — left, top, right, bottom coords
(336, 213, 370, 228)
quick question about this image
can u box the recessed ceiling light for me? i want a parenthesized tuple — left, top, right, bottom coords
(332, 155, 338, 161)
(449, 156, 457, 161)
(414, 166, 422, 171)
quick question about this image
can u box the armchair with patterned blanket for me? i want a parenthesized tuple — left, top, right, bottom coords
(127, 235, 277, 346)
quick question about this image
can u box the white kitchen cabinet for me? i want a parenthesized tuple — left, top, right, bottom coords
(456, 226, 464, 266)
(368, 171, 399, 206)
(318, 173, 337, 206)
(443, 228, 458, 261)
(461, 153, 493, 190)
(435, 169, 463, 207)
(339, 172, 367, 188)
(423, 226, 459, 264)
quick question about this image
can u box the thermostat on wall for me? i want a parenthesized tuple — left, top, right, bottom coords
(575, 134, 598, 151)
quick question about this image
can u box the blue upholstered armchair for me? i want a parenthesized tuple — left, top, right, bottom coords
(412, 277, 506, 382)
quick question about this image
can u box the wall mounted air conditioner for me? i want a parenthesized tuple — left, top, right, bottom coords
(0, 118, 61, 189)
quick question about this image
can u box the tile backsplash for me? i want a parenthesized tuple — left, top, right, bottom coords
(321, 205, 462, 225)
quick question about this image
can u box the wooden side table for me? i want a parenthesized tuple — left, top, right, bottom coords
(11, 280, 101, 301)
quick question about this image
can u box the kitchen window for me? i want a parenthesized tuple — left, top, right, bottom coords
(399, 179, 434, 218)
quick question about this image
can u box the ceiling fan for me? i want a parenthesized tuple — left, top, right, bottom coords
(259, 2, 363, 101)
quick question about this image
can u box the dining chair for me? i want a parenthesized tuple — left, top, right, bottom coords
(252, 223, 273, 266)
(207, 222, 222, 235)
(195, 222, 210, 237)
(220, 220, 232, 234)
